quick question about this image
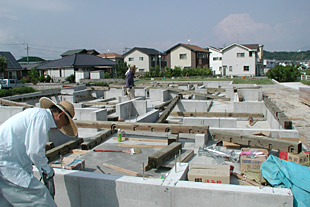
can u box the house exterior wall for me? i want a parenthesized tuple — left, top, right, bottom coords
(209, 48, 223, 75)
(48, 68, 74, 78)
(222, 46, 256, 77)
(124, 50, 150, 72)
(170, 46, 192, 69)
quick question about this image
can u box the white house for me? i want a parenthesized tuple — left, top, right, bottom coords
(123, 47, 165, 73)
(221, 43, 264, 77)
(208, 46, 223, 75)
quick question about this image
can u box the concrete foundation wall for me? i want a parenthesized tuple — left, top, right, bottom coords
(137, 109, 160, 123)
(73, 90, 92, 103)
(116, 100, 143, 119)
(0, 106, 24, 123)
(74, 108, 107, 121)
(184, 117, 237, 128)
(202, 81, 232, 88)
(233, 101, 264, 114)
(149, 89, 169, 102)
(238, 89, 263, 101)
(173, 100, 212, 112)
(61, 86, 87, 95)
(35, 168, 293, 207)
(135, 88, 147, 97)
(209, 127, 299, 139)
(105, 88, 124, 99)
(225, 88, 235, 100)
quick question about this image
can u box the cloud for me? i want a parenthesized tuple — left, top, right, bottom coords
(0, 0, 72, 12)
(213, 13, 271, 44)
(212, 13, 310, 51)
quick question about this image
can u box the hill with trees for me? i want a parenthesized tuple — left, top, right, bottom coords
(17, 56, 45, 62)
(264, 50, 310, 61)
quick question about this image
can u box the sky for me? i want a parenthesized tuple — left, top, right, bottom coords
(0, 0, 309, 60)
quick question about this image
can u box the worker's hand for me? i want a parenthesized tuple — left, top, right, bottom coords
(42, 171, 55, 199)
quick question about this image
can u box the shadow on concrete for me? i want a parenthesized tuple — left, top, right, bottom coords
(64, 171, 121, 207)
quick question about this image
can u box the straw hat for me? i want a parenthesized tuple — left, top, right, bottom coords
(129, 64, 137, 70)
(39, 97, 78, 137)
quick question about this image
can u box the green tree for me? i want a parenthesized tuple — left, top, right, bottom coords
(115, 59, 128, 78)
(0, 56, 8, 74)
(39, 74, 45, 82)
(266, 65, 301, 82)
(28, 68, 39, 84)
(65, 74, 75, 83)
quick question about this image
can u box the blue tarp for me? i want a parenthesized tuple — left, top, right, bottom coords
(261, 155, 310, 207)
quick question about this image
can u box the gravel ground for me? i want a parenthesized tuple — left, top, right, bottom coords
(261, 83, 310, 149)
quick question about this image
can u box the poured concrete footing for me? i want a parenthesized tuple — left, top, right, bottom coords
(35, 168, 293, 207)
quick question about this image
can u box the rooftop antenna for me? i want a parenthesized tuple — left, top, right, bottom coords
(187, 35, 190, 43)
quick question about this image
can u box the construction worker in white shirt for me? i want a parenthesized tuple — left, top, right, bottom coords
(0, 97, 78, 207)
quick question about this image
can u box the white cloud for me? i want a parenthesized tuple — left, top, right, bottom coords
(213, 13, 271, 44)
(212, 13, 310, 50)
(0, 0, 72, 12)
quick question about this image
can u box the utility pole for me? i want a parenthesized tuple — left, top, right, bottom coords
(26, 43, 29, 64)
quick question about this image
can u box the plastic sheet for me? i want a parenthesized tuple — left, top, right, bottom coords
(261, 155, 310, 207)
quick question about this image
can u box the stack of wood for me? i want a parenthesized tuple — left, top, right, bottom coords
(299, 87, 310, 106)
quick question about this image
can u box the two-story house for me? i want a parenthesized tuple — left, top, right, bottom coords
(165, 43, 210, 69)
(208, 46, 223, 75)
(221, 43, 264, 77)
(123, 47, 166, 73)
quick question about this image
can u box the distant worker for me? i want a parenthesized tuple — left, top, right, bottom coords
(0, 97, 78, 206)
(126, 64, 136, 100)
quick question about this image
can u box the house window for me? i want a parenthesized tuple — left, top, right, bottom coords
(197, 53, 206, 58)
(128, 57, 134, 61)
(229, 66, 233, 72)
(213, 57, 219, 61)
(219, 67, 222, 72)
(237, 53, 245, 58)
(244, 66, 250, 71)
(220, 57, 222, 60)
(180, 54, 187, 60)
(139, 57, 143, 61)
(249, 52, 253, 57)
(139, 69, 144, 72)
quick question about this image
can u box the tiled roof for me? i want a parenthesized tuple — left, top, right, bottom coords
(123, 47, 164, 57)
(242, 44, 259, 50)
(0, 51, 22, 70)
(98, 53, 122, 58)
(37, 54, 116, 69)
(166, 43, 209, 53)
(61, 49, 87, 57)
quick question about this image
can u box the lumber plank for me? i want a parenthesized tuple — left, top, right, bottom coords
(102, 163, 142, 177)
(81, 129, 113, 150)
(170, 111, 264, 118)
(116, 144, 166, 148)
(112, 137, 167, 143)
(161, 149, 194, 168)
(46, 138, 84, 161)
(156, 95, 181, 123)
(75, 120, 209, 134)
(212, 131, 302, 153)
(0, 98, 33, 108)
(145, 142, 182, 170)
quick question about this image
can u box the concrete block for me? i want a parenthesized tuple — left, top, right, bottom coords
(0, 106, 24, 123)
(195, 134, 209, 147)
(73, 90, 91, 103)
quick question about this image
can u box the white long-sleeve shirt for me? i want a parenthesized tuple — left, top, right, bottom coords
(0, 108, 55, 188)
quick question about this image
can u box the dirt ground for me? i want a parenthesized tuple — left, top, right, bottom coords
(261, 84, 310, 149)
